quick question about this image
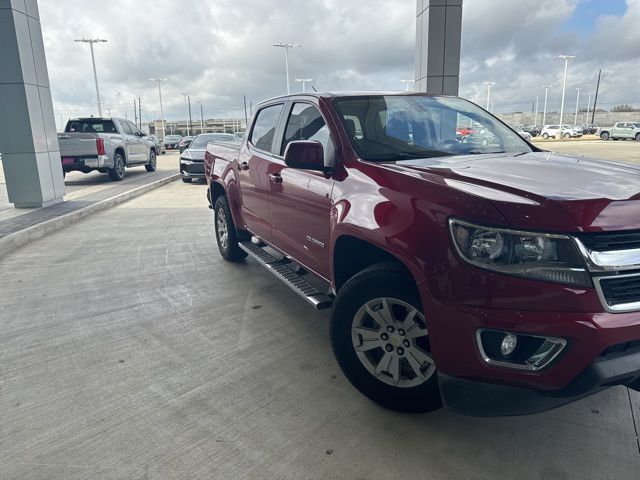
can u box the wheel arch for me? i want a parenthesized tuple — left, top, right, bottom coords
(332, 235, 419, 293)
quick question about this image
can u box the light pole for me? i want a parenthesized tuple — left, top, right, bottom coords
(196, 100, 204, 134)
(585, 92, 592, 124)
(542, 85, 552, 126)
(400, 79, 415, 91)
(558, 55, 575, 136)
(273, 43, 301, 94)
(574, 88, 580, 126)
(534, 96, 539, 125)
(294, 78, 313, 93)
(483, 81, 495, 110)
(179, 93, 190, 136)
(149, 77, 167, 139)
(74, 38, 107, 117)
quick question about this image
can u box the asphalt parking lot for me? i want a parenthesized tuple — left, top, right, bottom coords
(1, 173, 639, 479)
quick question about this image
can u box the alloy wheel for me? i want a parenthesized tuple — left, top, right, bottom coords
(216, 207, 229, 250)
(351, 297, 436, 388)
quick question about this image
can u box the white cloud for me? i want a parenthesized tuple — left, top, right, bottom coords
(37, 0, 639, 123)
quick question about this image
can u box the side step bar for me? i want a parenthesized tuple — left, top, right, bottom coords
(238, 241, 334, 310)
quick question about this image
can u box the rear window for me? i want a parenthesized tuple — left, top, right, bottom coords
(250, 104, 284, 154)
(65, 120, 117, 133)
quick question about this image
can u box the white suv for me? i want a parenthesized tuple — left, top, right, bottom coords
(541, 125, 573, 139)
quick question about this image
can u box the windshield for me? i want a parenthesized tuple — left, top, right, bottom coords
(165, 135, 181, 141)
(333, 95, 531, 161)
(190, 133, 238, 149)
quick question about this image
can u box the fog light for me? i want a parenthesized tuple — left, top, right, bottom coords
(500, 333, 518, 357)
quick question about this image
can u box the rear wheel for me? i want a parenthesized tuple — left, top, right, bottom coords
(542, 133, 549, 140)
(635, 133, 640, 142)
(213, 196, 247, 262)
(563, 132, 571, 139)
(330, 262, 441, 413)
(108, 153, 126, 181)
(145, 150, 157, 172)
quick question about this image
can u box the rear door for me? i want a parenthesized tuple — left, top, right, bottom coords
(267, 101, 335, 279)
(238, 103, 286, 241)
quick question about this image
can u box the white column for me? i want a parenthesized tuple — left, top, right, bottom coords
(0, 0, 65, 208)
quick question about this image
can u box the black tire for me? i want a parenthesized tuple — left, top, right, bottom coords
(108, 152, 126, 181)
(213, 196, 247, 262)
(635, 133, 640, 142)
(600, 132, 610, 140)
(542, 133, 549, 140)
(181, 177, 193, 183)
(330, 262, 441, 413)
(563, 132, 571, 139)
(145, 150, 157, 172)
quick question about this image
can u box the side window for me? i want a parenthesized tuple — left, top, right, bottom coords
(250, 104, 284, 154)
(281, 103, 332, 155)
(127, 121, 140, 135)
(120, 121, 133, 135)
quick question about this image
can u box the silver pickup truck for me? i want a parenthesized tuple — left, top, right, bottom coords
(57, 117, 158, 181)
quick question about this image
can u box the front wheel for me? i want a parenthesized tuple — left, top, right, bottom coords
(213, 196, 247, 262)
(542, 133, 549, 140)
(600, 132, 610, 140)
(563, 132, 571, 139)
(330, 262, 441, 413)
(145, 150, 157, 172)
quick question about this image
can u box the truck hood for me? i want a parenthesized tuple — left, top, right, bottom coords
(384, 151, 640, 232)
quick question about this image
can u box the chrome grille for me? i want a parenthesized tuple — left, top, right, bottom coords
(578, 231, 640, 252)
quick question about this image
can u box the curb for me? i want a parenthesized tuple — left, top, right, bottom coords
(0, 173, 180, 258)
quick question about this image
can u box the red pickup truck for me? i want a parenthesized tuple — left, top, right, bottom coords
(204, 92, 640, 416)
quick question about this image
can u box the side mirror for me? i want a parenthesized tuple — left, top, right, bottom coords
(283, 140, 330, 173)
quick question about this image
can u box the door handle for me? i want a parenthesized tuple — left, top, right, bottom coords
(239, 161, 249, 171)
(268, 173, 283, 183)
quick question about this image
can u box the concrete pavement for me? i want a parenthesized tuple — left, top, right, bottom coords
(0, 153, 180, 256)
(1, 180, 639, 479)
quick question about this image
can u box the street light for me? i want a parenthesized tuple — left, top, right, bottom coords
(273, 43, 301, 94)
(400, 79, 415, 91)
(149, 77, 167, 139)
(179, 93, 190, 136)
(74, 38, 107, 117)
(558, 55, 575, 136)
(541, 85, 552, 126)
(534, 96, 539, 126)
(574, 88, 580, 126)
(195, 100, 204, 134)
(483, 81, 495, 110)
(294, 78, 313, 93)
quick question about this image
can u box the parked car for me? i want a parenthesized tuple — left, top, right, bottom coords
(57, 117, 157, 181)
(516, 130, 532, 141)
(163, 134, 182, 150)
(180, 133, 238, 183)
(203, 92, 640, 416)
(581, 124, 598, 135)
(179, 136, 195, 153)
(148, 134, 166, 154)
(522, 124, 541, 137)
(540, 125, 572, 139)
(598, 122, 640, 141)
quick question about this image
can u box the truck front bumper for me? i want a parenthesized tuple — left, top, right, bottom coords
(439, 347, 640, 416)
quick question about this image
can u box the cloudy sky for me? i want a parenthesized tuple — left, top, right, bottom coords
(38, 0, 638, 125)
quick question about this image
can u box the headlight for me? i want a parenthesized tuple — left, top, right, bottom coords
(180, 150, 192, 160)
(449, 219, 590, 287)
